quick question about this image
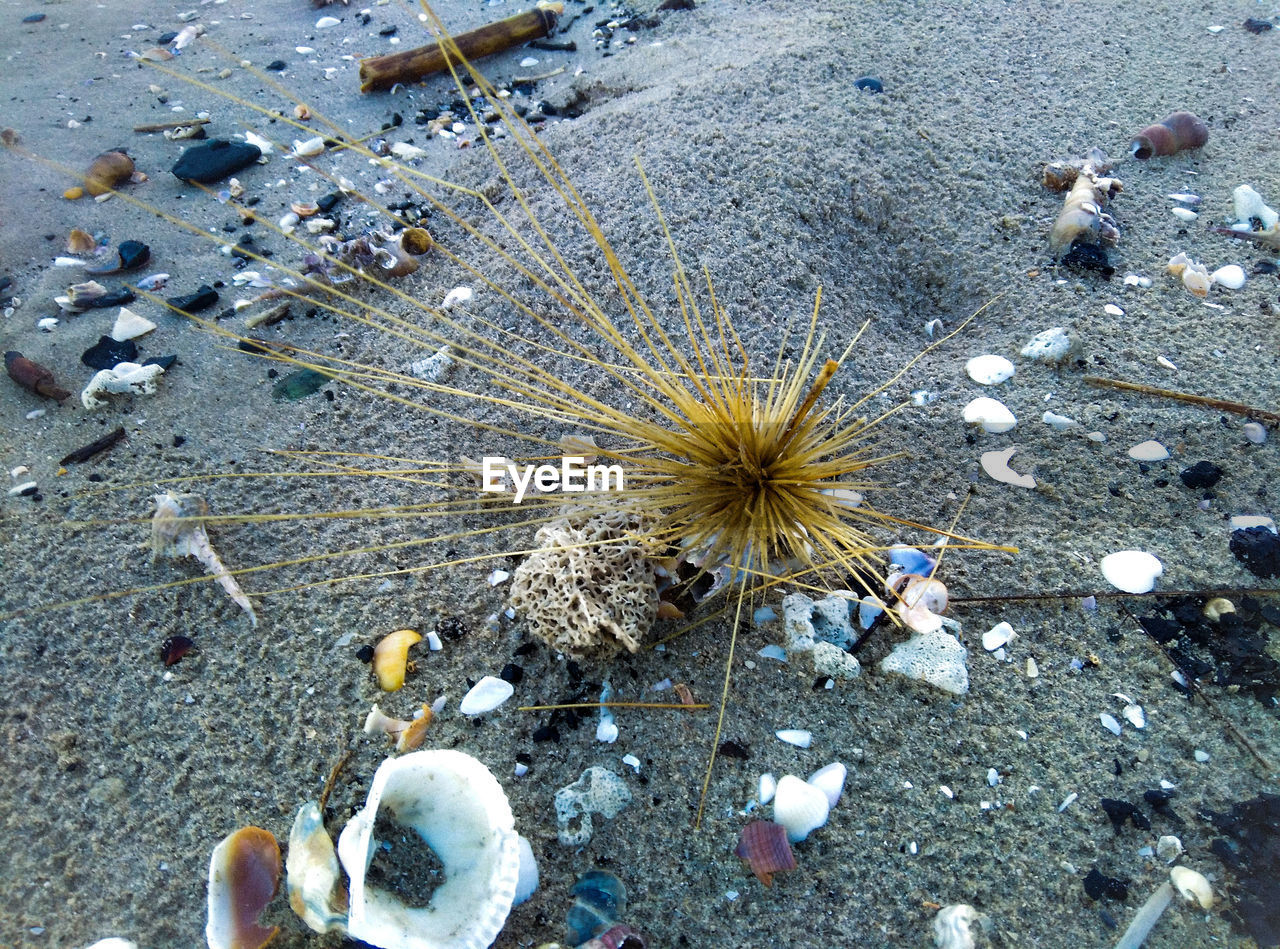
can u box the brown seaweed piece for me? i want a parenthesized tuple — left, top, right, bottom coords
(5, 351, 71, 401)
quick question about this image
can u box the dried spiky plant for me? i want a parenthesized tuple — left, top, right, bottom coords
(3, 2, 1007, 827)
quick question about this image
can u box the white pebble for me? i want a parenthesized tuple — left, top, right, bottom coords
(1042, 411, 1077, 431)
(1020, 327, 1076, 364)
(426, 631, 443, 651)
(487, 568, 510, 586)
(458, 675, 514, 715)
(622, 753, 641, 773)
(1123, 704, 1146, 729)
(1101, 550, 1163, 594)
(776, 728, 812, 748)
(987, 768, 1001, 787)
(315, 15, 341, 28)
(1025, 657, 1039, 678)
(1128, 439, 1169, 461)
(962, 397, 1016, 433)
(966, 353, 1015, 384)
(1123, 273, 1152, 288)
(1193, 749, 1210, 763)
(1171, 207, 1198, 222)
(940, 785, 954, 799)
(1210, 264, 1246, 290)
(596, 719, 618, 743)
(1242, 422, 1267, 444)
(758, 772, 776, 805)
(520, 56, 539, 67)
(38, 317, 58, 331)
(1104, 303, 1125, 316)
(933, 904, 977, 949)
(442, 286, 473, 309)
(1100, 712, 1122, 736)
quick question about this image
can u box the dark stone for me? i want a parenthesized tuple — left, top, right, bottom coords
(118, 240, 150, 270)
(1083, 867, 1129, 901)
(171, 139, 262, 184)
(81, 288, 136, 309)
(172, 435, 185, 447)
(657, 0, 696, 9)
(379, 25, 398, 36)
(513, 641, 538, 657)
(1230, 526, 1280, 578)
(272, 368, 331, 401)
(157, 30, 178, 44)
(265, 59, 287, 71)
(22, 12, 46, 23)
(1100, 798, 1149, 833)
(166, 284, 219, 314)
(515, 751, 532, 765)
(718, 740, 750, 760)
(1061, 241, 1115, 277)
(532, 724, 560, 742)
(355, 644, 375, 663)
(81, 336, 138, 370)
(1207, 792, 1280, 944)
(316, 192, 343, 213)
(1179, 460, 1223, 489)
(853, 75, 884, 94)
(500, 663, 524, 684)
(1143, 789, 1185, 825)
(143, 354, 178, 372)
(436, 616, 467, 639)
(1243, 16, 1273, 33)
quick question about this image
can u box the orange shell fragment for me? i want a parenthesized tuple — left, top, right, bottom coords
(206, 825, 282, 949)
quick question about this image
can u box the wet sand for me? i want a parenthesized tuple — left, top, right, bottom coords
(1, 1, 1278, 947)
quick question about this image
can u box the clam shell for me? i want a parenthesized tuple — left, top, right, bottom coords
(772, 774, 830, 843)
(735, 820, 796, 886)
(286, 801, 347, 934)
(459, 675, 514, 715)
(336, 750, 521, 949)
(206, 826, 281, 949)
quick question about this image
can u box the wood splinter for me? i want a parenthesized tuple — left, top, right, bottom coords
(359, 2, 563, 92)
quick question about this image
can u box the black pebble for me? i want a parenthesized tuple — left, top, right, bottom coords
(1143, 789, 1185, 825)
(172, 435, 186, 447)
(316, 192, 343, 213)
(83, 288, 137, 309)
(1100, 797, 1150, 833)
(1083, 867, 1130, 901)
(167, 284, 219, 314)
(81, 336, 138, 370)
(379, 25, 398, 36)
(355, 644, 375, 663)
(1179, 460, 1223, 489)
(657, 0, 696, 9)
(117, 240, 150, 270)
(1230, 527, 1280, 578)
(22, 12, 45, 23)
(718, 740, 750, 760)
(500, 662, 524, 684)
(1061, 242, 1115, 278)
(1243, 16, 1273, 33)
(266, 59, 287, 71)
(853, 75, 883, 94)
(532, 724, 560, 742)
(172, 139, 263, 184)
(144, 354, 178, 372)
(157, 30, 178, 44)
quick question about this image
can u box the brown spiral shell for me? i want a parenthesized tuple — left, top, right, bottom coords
(84, 150, 135, 196)
(735, 819, 798, 886)
(1130, 111, 1208, 160)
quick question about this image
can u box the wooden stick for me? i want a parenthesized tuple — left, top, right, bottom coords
(133, 117, 212, 133)
(1084, 375, 1280, 423)
(359, 2, 563, 92)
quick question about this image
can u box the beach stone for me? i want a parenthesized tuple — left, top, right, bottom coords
(171, 139, 262, 183)
(853, 75, 883, 94)
(166, 285, 219, 314)
(81, 336, 138, 370)
(1179, 461, 1222, 489)
(1230, 527, 1280, 578)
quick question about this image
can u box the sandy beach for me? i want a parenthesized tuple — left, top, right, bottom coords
(1, 0, 1278, 947)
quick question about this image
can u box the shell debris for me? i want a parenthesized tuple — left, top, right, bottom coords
(371, 628, 421, 691)
(206, 826, 281, 949)
(735, 821, 796, 887)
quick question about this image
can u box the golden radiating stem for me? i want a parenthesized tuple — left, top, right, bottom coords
(516, 701, 710, 711)
(1084, 375, 1280, 423)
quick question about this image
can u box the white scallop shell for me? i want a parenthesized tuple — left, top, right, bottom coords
(772, 774, 830, 842)
(965, 354, 1015, 385)
(806, 762, 847, 808)
(459, 676, 514, 715)
(336, 750, 521, 949)
(1100, 550, 1163, 594)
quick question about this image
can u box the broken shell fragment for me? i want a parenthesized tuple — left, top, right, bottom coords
(1100, 549, 1163, 594)
(980, 447, 1036, 488)
(372, 628, 421, 691)
(286, 801, 347, 934)
(110, 306, 157, 341)
(67, 228, 97, 254)
(83, 150, 135, 196)
(772, 774, 830, 843)
(5, 351, 71, 401)
(962, 396, 1016, 433)
(206, 826, 282, 949)
(735, 820, 797, 886)
(1130, 111, 1209, 160)
(363, 703, 433, 751)
(152, 492, 258, 626)
(290, 201, 319, 217)
(933, 904, 978, 949)
(1169, 866, 1214, 910)
(335, 749, 523, 949)
(460, 675, 515, 715)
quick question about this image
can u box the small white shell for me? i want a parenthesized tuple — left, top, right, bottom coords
(1123, 703, 1146, 728)
(442, 286, 474, 310)
(459, 676, 514, 715)
(390, 142, 429, 161)
(962, 397, 1016, 433)
(982, 622, 1015, 651)
(965, 353, 1015, 385)
(1210, 264, 1246, 290)
(1042, 411, 1077, 431)
(758, 772, 777, 805)
(772, 774, 830, 842)
(806, 762, 847, 808)
(291, 136, 326, 158)
(1100, 712, 1122, 736)
(316, 15, 341, 28)
(980, 447, 1036, 489)
(1169, 866, 1215, 909)
(1156, 835, 1183, 863)
(1182, 267, 1212, 297)
(1243, 422, 1267, 444)
(933, 904, 978, 949)
(1104, 303, 1125, 316)
(1171, 207, 1198, 222)
(1101, 550, 1163, 594)
(775, 728, 812, 748)
(1128, 439, 1169, 461)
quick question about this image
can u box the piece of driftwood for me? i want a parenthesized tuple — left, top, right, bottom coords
(359, 2, 563, 92)
(133, 117, 212, 133)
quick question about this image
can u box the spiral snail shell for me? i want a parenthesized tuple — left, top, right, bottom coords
(1130, 111, 1208, 160)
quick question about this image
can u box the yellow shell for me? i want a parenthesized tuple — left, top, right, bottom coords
(372, 628, 421, 691)
(84, 150, 135, 197)
(63, 186, 85, 200)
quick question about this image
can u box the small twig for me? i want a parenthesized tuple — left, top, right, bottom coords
(1084, 375, 1280, 424)
(133, 117, 212, 133)
(951, 587, 1280, 605)
(517, 701, 709, 711)
(317, 747, 353, 812)
(60, 426, 125, 465)
(512, 66, 566, 83)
